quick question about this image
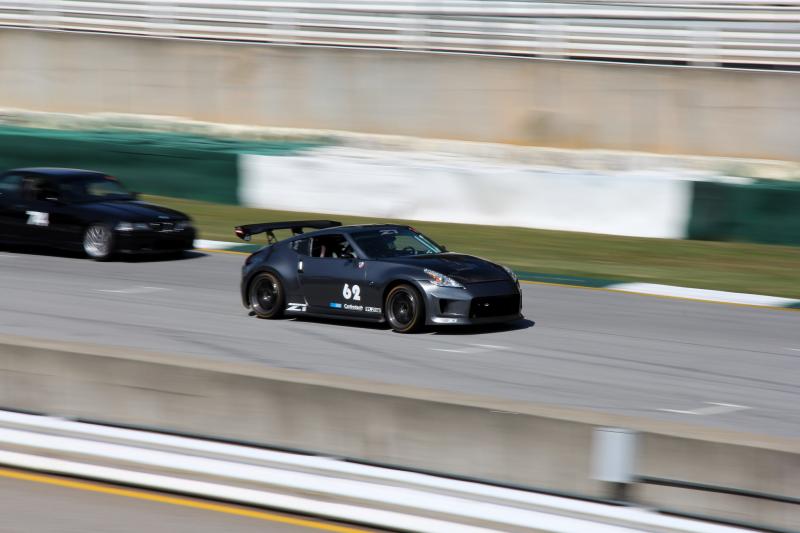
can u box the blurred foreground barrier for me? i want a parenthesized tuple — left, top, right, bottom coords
(0, 410, 755, 533)
(0, 335, 797, 530)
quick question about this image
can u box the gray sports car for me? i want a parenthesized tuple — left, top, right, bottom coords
(236, 220, 522, 333)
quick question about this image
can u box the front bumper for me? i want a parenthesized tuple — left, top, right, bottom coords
(419, 279, 523, 326)
(114, 229, 196, 254)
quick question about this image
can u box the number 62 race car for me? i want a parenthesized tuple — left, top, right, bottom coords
(236, 220, 523, 333)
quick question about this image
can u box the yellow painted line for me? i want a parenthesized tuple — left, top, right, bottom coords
(521, 279, 800, 313)
(0, 467, 373, 533)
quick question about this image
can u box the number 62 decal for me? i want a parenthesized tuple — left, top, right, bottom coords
(343, 283, 361, 301)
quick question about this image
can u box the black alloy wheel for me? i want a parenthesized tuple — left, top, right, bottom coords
(385, 284, 424, 333)
(249, 272, 285, 319)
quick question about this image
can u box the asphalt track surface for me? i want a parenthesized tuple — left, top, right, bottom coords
(0, 248, 798, 438)
(0, 467, 383, 533)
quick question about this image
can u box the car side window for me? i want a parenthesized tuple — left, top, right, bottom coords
(291, 238, 311, 256)
(0, 174, 23, 200)
(21, 176, 59, 202)
(310, 234, 355, 259)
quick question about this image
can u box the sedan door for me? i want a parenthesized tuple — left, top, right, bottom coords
(0, 173, 26, 242)
(18, 176, 75, 247)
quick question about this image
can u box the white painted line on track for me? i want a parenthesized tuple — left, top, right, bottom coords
(96, 286, 170, 295)
(429, 344, 509, 355)
(472, 344, 509, 350)
(658, 402, 750, 416)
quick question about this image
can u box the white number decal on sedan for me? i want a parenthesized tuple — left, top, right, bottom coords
(343, 283, 361, 301)
(26, 211, 49, 226)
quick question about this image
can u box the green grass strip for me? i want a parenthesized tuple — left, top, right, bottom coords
(144, 195, 800, 300)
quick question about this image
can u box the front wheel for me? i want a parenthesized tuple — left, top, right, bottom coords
(248, 272, 285, 319)
(83, 224, 114, 261)
(385, 284, 425, 333)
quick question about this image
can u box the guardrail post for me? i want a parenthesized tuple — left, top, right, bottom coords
(690, 21, 720, 67)
(591, 427, 638, 502)
(33, 0, 58, 30)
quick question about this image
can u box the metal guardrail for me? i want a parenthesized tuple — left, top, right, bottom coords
(0, 1, 799, 69)
(0, 410, 765, 533)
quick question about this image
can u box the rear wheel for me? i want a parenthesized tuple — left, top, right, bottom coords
(249, 272, 285, 319)
(385, 284, 425, 333)
(83, 224, 114, 261)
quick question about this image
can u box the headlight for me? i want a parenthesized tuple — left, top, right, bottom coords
(115, 222, 150, 231)
(501, 265, 518, 283)
(424, 268, 464, 288)
(175, 220, 193, 231)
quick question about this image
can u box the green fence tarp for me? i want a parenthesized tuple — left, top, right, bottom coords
(0, 126, 323, 205)
(689, 180, 800, 246)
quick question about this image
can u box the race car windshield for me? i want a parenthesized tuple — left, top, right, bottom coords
(351, 228, 443, 258)
(62, 176, 134, 203)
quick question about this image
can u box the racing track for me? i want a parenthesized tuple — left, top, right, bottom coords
(0, 248, 798, 438)
(0, 467, 383, 533)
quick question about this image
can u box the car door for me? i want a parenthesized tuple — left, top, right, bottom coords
(0, 173, 26, 242)
(18, 175, 70, 246)
(298, 233, 368, 316)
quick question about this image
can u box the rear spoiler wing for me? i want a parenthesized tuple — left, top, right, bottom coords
(234, 220, 342, 244)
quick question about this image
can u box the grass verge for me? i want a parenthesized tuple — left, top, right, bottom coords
(144, 195, 800, 299)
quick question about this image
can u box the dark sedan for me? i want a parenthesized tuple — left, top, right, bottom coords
(236, 220, 522, 333)
(0, 168, 195, 260)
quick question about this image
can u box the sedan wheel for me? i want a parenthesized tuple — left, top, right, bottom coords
(249, 272, 285, 319)
(385, 284, 424, 333)
(83, 224, 114, 261)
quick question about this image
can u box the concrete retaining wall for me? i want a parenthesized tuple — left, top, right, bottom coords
(240, 150, 696, 239)
(2, 29, 800, 161)
(0, 335, 797, 530)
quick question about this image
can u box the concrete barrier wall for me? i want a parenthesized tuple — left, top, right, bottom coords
(0, 336, 797, 530)
(240, 150, 696, 239)
(242, 149, 800, 244)
(2, 29, 800, 161)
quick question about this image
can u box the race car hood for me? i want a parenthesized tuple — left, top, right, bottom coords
(391, 253, 511, 284)
(73, 201, 189, 222)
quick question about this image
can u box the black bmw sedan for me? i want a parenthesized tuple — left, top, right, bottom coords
(0, 168, 195, 260)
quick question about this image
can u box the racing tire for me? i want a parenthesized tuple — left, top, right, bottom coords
(248, 272, 285, 319)
(83, 223, 115, 261)
(385, 284, 425, 333)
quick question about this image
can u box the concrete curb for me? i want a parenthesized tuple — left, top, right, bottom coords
(194, 240, 800, 310)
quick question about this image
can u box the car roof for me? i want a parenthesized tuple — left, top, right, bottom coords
(7, 167, 107, 181)
(296, 224, 410, 239)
